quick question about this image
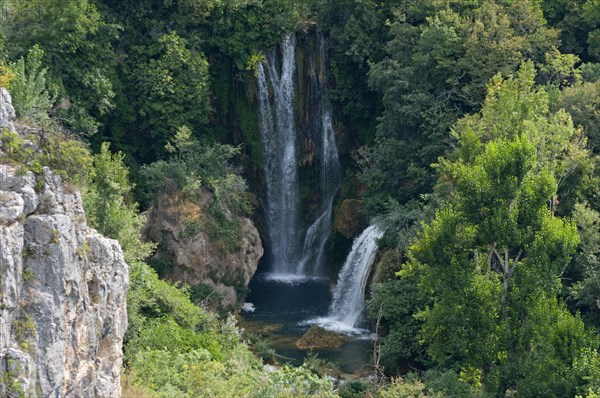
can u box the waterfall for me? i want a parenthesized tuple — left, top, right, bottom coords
(257, 33, 340, 280)
(308, 225, 384, 333)
(257, 34, 300, 277)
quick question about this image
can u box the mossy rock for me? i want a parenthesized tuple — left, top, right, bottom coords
(371, 250, 400, 284)
(334, 199, 367, 239)
(237, 319, 285, 336)
(295, 326, 348, 350)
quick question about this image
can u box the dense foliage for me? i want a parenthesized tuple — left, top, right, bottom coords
(3, 0, 600, 396)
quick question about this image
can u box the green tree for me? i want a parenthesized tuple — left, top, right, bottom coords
(9, 45, 55, 126)
(0, 0, 119, 135)
(400, 63, 598, 396)
(84, 142, 155, 264)
(130, 32, 210, 157)
(143, 127, 250, 216)
(363, 0, 557, 210)
(554, 80, 600, 154)
(571, 203, 600, 327)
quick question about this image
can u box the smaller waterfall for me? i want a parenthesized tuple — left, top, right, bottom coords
(307, 225, 384, 333)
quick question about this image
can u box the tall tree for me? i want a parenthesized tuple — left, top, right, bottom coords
(362, 0, 557, 210)
(400, 62, 598, 396)
(0, 0, 120, 135)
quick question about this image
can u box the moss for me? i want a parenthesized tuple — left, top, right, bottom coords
(235, 79, 263, 169)
(50, 228, 61, 244)
(181, 220, 201, 240)
(22, 245, 38, 258)
(12, 315, 36, 352)
(21, 269, 35, 283)
(371, 250, 400, 284)
(209, 56, 264, 174)
(326, 231, 353, 276)
(203, 206, 242, 253)
(208, 56, 233, 143)
(296, 326, 348, 350)
(2, 359, 26, 398)
(34, 176, 45, 193)
(190, 283, 221, 308)
(294, 43, 306, 119)
(75, 241, 90, 259)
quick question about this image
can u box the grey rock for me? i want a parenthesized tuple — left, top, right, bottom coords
(0, 88, 16, 138)
(0, 164, 128, 398)
(0, 190, 24, 225)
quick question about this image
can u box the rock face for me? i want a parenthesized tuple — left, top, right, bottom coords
(334, 199, 367, 239)
(0, 91, 128, 397)
(144, 190, 263, 311)
(0, 88, 16, 137)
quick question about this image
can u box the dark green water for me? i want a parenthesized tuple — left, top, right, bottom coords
(242, 273, 374, 374)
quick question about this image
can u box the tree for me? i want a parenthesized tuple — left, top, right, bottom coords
(130, 32, 210, 157)
(84, 142, 155, 264)
(142, 127, 250, 216)
(9, 45, 55, 126)
(571, 203, 600, 327)
(554, 80, 600, 154)
(400, 62, 598, 396)
(363, 0, 558, 211)
(0, 0, 119, 135)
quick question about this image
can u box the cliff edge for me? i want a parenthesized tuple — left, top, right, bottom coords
(0, 88, 128, 398)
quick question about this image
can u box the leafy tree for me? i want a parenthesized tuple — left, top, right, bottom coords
(0, 64, 13, 88)
(554, 80, 600, 154)
(571, 203, 600, 327)
(363, 0, 558, 211)
(84, 142, 155, 264)
(399, 62, 598, 396)
(205, 0, 297, 70)
(316, 0, 389, 137)
(0, 0, 119, 135)
(143, 126, 250, 216)
(130, 32, 210, 157)
(9, 45, 55, 126)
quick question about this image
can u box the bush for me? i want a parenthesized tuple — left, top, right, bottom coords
(0, 64, 14, 88)
(0, 128, 92, 185)
(143, 126, 252, 217)
(9, 45, 55, 127)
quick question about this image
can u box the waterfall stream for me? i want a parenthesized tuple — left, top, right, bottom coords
(247, 33, 377, 369)
(308, 225, 384, 333)
(257, 33, 340, 280)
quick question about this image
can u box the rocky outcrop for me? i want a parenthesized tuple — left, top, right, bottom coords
(334, 199, 367, 239)
(0, 88, 16, 138)
(143, 190, 263, 311)
(0, 90, 128, 398)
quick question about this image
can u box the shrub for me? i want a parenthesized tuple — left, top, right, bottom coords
(9, 45, 55, 126)
(0, 64, 14, 88)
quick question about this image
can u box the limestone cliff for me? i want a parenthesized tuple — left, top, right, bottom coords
(0, 88, 128, 398)
(143, 189, 263, 311)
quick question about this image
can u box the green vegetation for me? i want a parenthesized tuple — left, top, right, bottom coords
(79, 136, 335, 397)
(3, 0, 600, 396)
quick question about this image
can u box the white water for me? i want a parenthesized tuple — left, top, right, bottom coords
(308, 225, 384, 334)
(298, 33, 340, 275)
(257, 33, 340, 280)
(257, 34, 300, 276)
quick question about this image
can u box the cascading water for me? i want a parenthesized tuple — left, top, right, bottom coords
(298, 33, 341, 275)
(257, 34, 300, 277)
(246, 33, 375, 372)
(308, 225, 384, 333)
(257, 33, 340, 280)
